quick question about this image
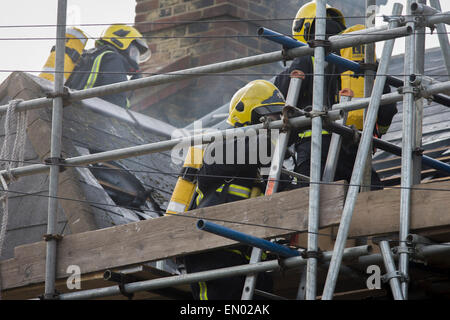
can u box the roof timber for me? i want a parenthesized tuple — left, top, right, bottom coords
(2, 180, 450, 298)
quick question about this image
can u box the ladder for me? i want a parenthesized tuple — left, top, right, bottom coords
(241, 70, 304, 300)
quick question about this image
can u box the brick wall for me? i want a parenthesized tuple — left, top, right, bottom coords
(132, 0, 366, 127)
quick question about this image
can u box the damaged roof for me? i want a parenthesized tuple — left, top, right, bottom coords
(0, 72, 180, 261)
(373, 47, 450, 185)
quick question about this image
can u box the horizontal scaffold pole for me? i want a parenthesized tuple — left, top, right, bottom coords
(258, 27, 450, 108)
(0, 112, 342, 180)
(332, 80, 450, 111)
(0, 25, 412, 115)
(2, 80, 449, 181)
(55, 245, 372, 300)
(324, 120, 450, 175)
(3, 80, 450, 181)
(197, 219, 301, 258)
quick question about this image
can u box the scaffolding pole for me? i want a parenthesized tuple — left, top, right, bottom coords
(0, 4, 448, 301)
(321, 3, 404, 300)
(197, 220, 301, 258)
(324, 120, 450, 174)
(428, 0, 450, 80)
(259, 25, 450, 108)
(0, 111, 340, 181)
(362, 0, 377, 193)
(332, 80, 450, 112)
(379, 240, 404, 300)
(43, 0, 66, 299)
(2, 79, 450, 183)
(322, 90, 352, 182)
(0, 25, 412, 115)
(398, 0, 418, 300)
(2, 79, 450, 182)
(328, 10, 450, 38)
(305, 0, 326, 300)
(53, 245, 372, 300)
(414, 242, 450, 259)
(412, 0, 427, 185)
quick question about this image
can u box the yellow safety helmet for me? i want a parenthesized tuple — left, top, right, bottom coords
(227, 80, 285, 127)
(99, 24, 151, 63)
(292, 1, 346, 43)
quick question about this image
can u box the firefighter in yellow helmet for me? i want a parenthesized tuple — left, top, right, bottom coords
(291, 1, 346, 44)
(274, 1, 398, 189)
(183, 80, 286, 300)
(227, 79, 286, 127)
(65, 24, 151, 108)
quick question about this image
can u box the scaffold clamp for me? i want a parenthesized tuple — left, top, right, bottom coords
(104, 271, 135, 300)
(383, 14, 405, 25)
(359, 62, 378, 72)
(39, 291, 60, 300)
(397, 86, 421, 98)
(307, 39, 332, 55)
(381, 271, 409, 284)
(301, 249, 323, 261)
(44, 156, 67, 172)
(306, 110, 328, 119)
(45, 87, 71, 106)
(281, 48, 291, 66)
(43, 234, 63, 242)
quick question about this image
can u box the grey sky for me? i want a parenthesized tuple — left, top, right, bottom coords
(0, 0, 136, 83)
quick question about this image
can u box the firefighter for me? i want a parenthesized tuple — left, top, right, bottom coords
(274, 1, 398, 189)
(183, 80, 287, 300)
(65, 24, 151, 108)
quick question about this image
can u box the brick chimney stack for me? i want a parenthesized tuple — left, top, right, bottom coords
(132, 0, 365, 127)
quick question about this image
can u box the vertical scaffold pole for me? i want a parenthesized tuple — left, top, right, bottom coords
(412, 0, 426, 184)
(398, 0, 418, 300)
(44, 0, 67, 299)
(429, 0, 450, 80)
(321, 3, 404, 300)
(305, 0, 326, 300)
(364, 0, 376, 97)
(361, 0, 377, 192)
(322, 89, 352, 183)
(241, 70, 304, 300)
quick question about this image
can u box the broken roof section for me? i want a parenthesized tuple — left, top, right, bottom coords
(373, 47, 450, 185)
(0, 72, 180, 261)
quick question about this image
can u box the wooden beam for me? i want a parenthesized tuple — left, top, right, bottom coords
(0, 183, 346, 292)
(2, 264, 191, 300)
(3, 180, 450, 295)
(349, 180, 450, 237)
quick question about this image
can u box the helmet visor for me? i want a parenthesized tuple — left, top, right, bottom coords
(293, 18, 305, 33)
(135, 38, 151, 63)
(251, 104, 284, 122)
(129, 44, 141, 65)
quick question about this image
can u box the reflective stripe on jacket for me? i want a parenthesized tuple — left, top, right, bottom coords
(298, 130, 330, 139)
(83, 50, 131, 108)
(84, 50, 114, 89)
(195, 183, 251, 206)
